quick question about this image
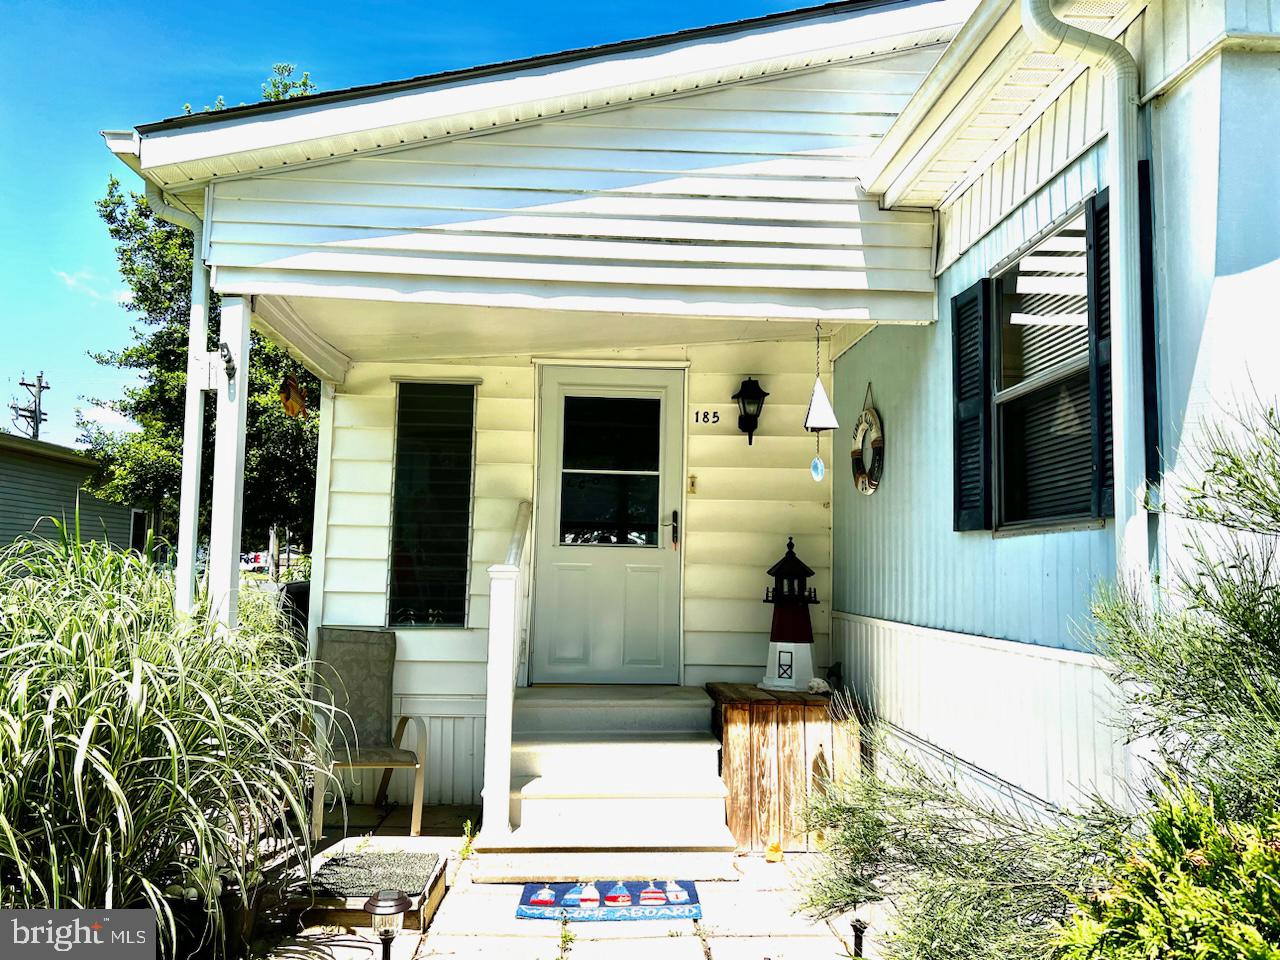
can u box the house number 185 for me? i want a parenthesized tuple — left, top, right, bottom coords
(692, 411, 720, 424)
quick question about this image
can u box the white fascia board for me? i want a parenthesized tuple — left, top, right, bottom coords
(101, 129, 143, 175)
(252, 295, 351, 384)
(137, 0, 971, 176)
(865, 0, 1021, 197)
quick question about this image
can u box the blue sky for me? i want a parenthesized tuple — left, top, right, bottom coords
(0, 0, 799, 446)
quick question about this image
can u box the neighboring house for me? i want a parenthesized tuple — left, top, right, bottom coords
(102, 0, 1279, 863)
(0, 431, 147, 549)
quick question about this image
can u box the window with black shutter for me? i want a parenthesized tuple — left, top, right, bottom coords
(388, 382, 476, 626)
(952, 195, 1119, 532)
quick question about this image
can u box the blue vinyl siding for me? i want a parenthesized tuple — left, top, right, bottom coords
(832, 145, 1116, 652)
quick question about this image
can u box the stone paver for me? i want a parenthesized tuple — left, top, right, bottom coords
(695, 862, 836, 940)
(574, 937, 707, 960)
(269, 930, 421, 960)
(418, 934, 560, 959)
(705, 937, 853, 960)
(406, 848, 858, 960)
(429, 883, 564, 938)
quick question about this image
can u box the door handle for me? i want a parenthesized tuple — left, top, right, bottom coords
(660, 510, 679, 545)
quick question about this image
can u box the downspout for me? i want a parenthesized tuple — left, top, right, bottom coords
(145, 182, 210, 612)
(1018, 0, 1149, 581)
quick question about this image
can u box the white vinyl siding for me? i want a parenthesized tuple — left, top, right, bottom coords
(316, 340, 833, 800)
(206, 52, 939, 325)
(835, 612, 1139, 808)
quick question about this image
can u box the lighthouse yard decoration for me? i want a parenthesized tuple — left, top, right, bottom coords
(760, 537, 819, 692)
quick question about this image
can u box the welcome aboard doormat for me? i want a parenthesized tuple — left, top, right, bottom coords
(516, 880, 701, 921)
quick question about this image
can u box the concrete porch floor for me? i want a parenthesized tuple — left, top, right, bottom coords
(272, 805, 881, 960)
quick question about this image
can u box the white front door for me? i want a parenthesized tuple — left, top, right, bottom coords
(530, 365, 684, 684)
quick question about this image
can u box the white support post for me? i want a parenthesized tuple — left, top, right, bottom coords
(207, 295, 252, 628)
(306, 382, 336, 658)
(478, 563, 520, 844)
(175, 222, 209, 613)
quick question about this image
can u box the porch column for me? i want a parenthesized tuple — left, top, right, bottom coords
(174, 224, 210, 613)
(207, 295, 252, 628)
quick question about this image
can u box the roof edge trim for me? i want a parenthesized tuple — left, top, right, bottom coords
(135, 0, 911, 134)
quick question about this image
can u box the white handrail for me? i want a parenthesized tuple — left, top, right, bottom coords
(476, 499, 533, 846)
(505, 499, 533, 567)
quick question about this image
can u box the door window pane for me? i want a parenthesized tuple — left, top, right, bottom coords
(559, 395, 661, 546)
(563, 397, 660, 471)
(560, 473, 659, 545)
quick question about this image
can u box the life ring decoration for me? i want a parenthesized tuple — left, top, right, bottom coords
(851, 407, 884, 496)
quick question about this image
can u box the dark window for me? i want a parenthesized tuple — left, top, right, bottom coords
(952, 194, 1121, 531)
(559, 396, 660, 546)
(129, 510, 148, 552)
(389, 383, 475, 626)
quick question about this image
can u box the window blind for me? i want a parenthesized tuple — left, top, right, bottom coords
(388, 383, 475, 626)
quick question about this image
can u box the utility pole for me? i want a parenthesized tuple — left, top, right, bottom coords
(10, 372, 50, 440)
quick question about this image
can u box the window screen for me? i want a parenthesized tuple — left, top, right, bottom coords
(388, 383, 475, 626)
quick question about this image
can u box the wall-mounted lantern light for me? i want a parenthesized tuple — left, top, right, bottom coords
(732, 377, 769, 445)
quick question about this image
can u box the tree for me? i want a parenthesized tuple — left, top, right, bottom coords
(83, 65, 320, 554)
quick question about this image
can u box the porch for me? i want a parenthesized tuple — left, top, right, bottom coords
(298, 332, 847, 862)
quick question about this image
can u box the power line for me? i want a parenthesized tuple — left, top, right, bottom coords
(10, 372, 50, 440)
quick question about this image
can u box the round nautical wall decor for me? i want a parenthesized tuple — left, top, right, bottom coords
(851, 406, 884, 496)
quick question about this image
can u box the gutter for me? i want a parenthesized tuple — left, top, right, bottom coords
(144, 180, 212, 613)
(1018, 0, 1149, 580)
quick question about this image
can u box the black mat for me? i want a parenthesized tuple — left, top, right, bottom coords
(310, 850, 440, 899)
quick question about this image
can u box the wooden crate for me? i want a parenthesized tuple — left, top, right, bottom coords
(707, 682, 860, 852)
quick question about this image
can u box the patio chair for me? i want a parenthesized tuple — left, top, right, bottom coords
(311, 627, 427, 839)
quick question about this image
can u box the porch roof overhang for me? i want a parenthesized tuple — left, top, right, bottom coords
(864, 0, 1141, 210)
(107, 0, 970, 192)
(102, 0, 991, 379)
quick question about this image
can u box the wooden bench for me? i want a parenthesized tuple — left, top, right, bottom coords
(706, 682, 860, 852)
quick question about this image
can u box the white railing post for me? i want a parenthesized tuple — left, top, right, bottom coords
(477, 500, 532, 846)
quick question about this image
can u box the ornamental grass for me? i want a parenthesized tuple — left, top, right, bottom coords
(0, 520, 335, 956)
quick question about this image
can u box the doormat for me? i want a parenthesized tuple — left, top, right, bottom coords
(516, 881, 701, 921)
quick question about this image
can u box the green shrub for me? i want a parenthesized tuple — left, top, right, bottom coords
(802, 723, 1114, 960)
(0, 524, 333, 956)
(1058, 789, 1280, 959)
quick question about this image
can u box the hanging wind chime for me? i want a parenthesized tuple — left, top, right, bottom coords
(803, 319, 838, 480)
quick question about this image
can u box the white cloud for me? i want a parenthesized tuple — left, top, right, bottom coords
(53, 269, 131, 306)
(79, 404, 141, 435)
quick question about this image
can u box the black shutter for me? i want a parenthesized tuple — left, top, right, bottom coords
(1086, 190, 1114, 518)
(1138, 160, 1160, 485)
(389, 383, 475, 626)
(952, 279, 992, 531)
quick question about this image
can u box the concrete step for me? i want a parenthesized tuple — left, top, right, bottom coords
(513, 685, 713, 734)
(512, 775, 730, 834)
(477, 820, 739, 853)
(511, 731, 722, 780)
(464, 850, 739, 883)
